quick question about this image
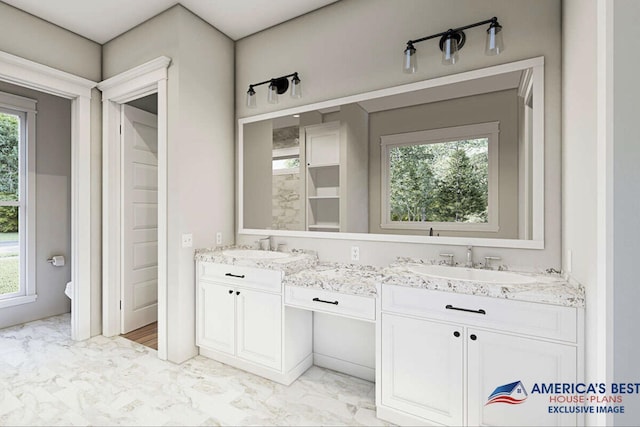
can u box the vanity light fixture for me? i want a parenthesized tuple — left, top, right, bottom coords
(246, 72, 302, 108)
(403, 16, 504, 73)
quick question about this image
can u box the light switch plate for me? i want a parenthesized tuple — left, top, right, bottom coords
(182, 233, 193, 248)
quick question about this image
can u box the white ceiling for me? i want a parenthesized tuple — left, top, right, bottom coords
(2, 0, 338, 43)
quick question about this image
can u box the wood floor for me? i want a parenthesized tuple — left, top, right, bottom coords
(121, 322, 158, 350)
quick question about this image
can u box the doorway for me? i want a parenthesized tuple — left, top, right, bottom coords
(0, 50, 94, 341)
(99, 56, 169, 360)
(119, 96, 158, 349)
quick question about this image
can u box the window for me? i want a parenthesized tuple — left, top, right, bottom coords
(0, 91, 36, 308)
(272, 147, 300, 175)
(381, 122, 499, 232)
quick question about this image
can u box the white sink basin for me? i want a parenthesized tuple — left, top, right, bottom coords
(407, 264, 537, 285)
(222, 249, 291, 260)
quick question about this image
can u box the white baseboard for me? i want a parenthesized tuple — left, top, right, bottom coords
(313, 352, 375, 382)
(199, 347, 312, 386)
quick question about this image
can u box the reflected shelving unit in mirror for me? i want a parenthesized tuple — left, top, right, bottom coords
(305, 122, 341, 231)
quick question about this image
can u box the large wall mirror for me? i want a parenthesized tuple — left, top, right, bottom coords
(238, 57, 544, 248)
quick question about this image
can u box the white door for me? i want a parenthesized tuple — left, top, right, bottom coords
(467, 329, 577, 426)
(380, 313, 464, 426)
(121, 104, 159, 334)
(197, 281, 236, 355)
(236, 289, 282, 370)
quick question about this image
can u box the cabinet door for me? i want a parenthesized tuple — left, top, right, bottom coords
(305, 122, 340, 166)
(236, 289, 282, 370)
(467, 329, 577, 426)
(381, 313, 464, 426)
(197, 280, 235, 355)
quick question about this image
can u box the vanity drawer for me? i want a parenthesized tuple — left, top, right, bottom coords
(198, 262, 283, 293)
(285, 286, 376, 321)
(382, 285, 577, 342)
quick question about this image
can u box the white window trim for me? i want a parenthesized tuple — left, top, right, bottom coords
(0, 91, 37, 308)
(380, 121, 500, 232)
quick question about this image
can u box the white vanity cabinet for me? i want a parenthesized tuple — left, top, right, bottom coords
(196, 261, 313, 385)
(380, 313, 464, 425)
(377, 285, 583, 427)
(198, 281, 282, 370)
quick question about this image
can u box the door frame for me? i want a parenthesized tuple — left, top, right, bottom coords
(0, 50, 95, 341)
(98, 57, 170, 359)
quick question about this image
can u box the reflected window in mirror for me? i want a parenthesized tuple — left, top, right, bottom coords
(271, 126, 304, 231)
(381, 122, 499, 232)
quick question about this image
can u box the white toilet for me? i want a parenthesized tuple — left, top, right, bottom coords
(64, 281, 72, 299)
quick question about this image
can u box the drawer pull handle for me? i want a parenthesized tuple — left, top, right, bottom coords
(445, 304, 486, 315)
(228, 290, 233, 294)
(312, 297, 339, 305)
(225, 273, 245, 279)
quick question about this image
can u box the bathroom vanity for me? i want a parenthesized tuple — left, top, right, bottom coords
(195, 248, 317, 385)
(377, 261, 583, 426)
(195, 247, 585, 427)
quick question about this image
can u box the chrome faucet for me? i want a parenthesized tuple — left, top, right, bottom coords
(439, 253, 454, 266)
(484, 256, 502, 269)
(258, 236, 271, 250)
(465, 246, 474, 268)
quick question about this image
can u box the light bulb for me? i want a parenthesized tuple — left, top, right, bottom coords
(290, 75, 302, 99)
(403, 43, 417, 73)
(267, 82, 279, 104)
(246, 86, 256, 108)
(485, 21, 505, 56)
(441, 34, 459, 65)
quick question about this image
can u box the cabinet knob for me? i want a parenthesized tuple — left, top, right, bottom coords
(228, 290, 233, 294)
(453, 331, 460, 338)
(470, 334, 477, 341)
(236, 291, 240, 296)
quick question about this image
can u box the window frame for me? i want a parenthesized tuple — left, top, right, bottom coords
(380, 121, 500, 232)
(0, 91, 37, 308)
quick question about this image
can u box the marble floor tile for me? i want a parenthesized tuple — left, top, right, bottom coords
(0, 314, 391, 426)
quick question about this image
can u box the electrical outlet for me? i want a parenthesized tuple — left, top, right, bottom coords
(182, 233, 193, 248)
(216, 232, 222, 245)
(351, 246, 360, 262)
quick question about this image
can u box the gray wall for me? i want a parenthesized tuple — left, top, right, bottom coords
(613, 0, 640, 424)
(244, 120, 273, 229)
(369, 89, 520, 239)
(0, 82, 71, 329)
(0, 2, 101, 82)
(103, 5, 235, 363)
(561, 2, 600, 424)
(0, 2, 103, 336)
(340, 103, 369, 233)
(236, 0, 562, 271)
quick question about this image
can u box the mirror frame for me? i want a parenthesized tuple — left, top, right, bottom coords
(237, 57, 545, 249)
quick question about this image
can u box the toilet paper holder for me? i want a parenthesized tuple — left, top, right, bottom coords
(47, 255, 65, 267)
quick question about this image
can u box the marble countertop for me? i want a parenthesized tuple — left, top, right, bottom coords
(382, 258, 585, 308)
(283, 262, 381, 297)
(195, 249, 584, 307)
(195, 246, 318, 276)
